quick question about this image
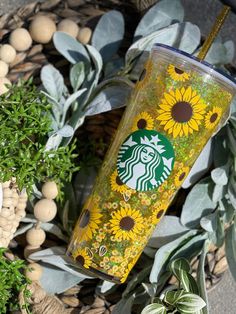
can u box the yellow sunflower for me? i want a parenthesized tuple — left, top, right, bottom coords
(120, 263, 133, 283)
(205, 106, 222, 129)
(167, 64, 190, 82)
(110, 169, 129, 194)
(132, 111, 154, 131)
(109, 207, 144, 241)
(136, 58, 153, 90)
(74, 199, 102, 242)
(174, 166, 190, 187)
(151, 201, 168, 224)
(71, 247, 92, 269)
(156, 86, 206, 138)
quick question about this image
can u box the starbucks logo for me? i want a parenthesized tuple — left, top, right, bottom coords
(117, 130, 175, 191)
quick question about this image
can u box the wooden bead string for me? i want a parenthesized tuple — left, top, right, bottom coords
(0, 178, 28, 248)
(24, 181, 58, 284)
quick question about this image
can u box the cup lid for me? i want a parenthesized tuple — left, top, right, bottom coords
(153, 43, 236, 90)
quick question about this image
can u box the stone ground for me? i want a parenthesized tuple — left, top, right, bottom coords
(1, 0, 236, 313)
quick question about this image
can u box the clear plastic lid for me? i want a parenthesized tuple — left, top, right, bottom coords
(152, 44, 236, 94)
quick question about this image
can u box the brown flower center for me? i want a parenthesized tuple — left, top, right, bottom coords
(139, 68, 146, 81)
(179, 172, 186, 181)
(76, 255, 85, 266)
(137, 118, 147, 129)
(116, 175, 123, 186)
(156, 210, 164, 219)
(174, 67, 184, 74)
(79, 209, 90, 228)
(171, 101, 193, 123)
(119, 216, 135, 231)
(210, 112, 218, 123)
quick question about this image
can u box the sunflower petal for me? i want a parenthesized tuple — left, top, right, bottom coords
(173, 123, 181, 138)
(183, 86, 192, 102)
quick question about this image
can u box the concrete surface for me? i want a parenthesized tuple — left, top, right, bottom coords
(0, 0, 236, 313)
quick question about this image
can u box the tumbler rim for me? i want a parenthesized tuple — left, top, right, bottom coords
(153, 43, 236, 90)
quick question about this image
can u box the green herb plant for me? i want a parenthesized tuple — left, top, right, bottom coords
(0, 79, 78, 194)
(0, 248, 31, 314)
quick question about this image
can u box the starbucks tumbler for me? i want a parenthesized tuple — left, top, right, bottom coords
(67, 44, 236, 283)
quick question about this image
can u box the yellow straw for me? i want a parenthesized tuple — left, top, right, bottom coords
(197, 5, 230, 60)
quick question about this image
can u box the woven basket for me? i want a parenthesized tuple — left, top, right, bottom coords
(0, 0, 230, 312)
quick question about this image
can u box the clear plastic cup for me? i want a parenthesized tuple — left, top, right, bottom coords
(67, 44, 236, 283)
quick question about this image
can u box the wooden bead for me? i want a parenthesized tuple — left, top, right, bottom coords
(29, 16, 56, 43)
(25, 263, 43, 281)
(2, 198, 12, 207)
(9, 28, 32, 51)
(26, 227, 46, 246)
(0, 78, 11, 96)
(0, 216, 8, 226)
(77, 27, 92, 45)
(16, 201, 27, 211)
(3, 188, 13, 198)
(57, 19, 79, 38)
(34, 199, 57, 222)
(42, 181, 58, 199)
(0, 207, 11, 218)
(24, 245, 41, 262)
(0, 44, 16, 63)
(0, 60, 9, 77)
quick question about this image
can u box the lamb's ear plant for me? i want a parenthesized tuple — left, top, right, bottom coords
(0, 248, 31, 314)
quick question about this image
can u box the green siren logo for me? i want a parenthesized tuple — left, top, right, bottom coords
(117, 130, 175, 191)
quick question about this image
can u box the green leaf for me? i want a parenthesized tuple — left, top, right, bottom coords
(175, 291, 206, 313)
(181, 178, 216, 229)
(197, 240, 209, 314)
(179, 271, 199, 294)
(170, 233, 207, 262)
(141, 303, 167, 314)
(134, 0, 184, 40)
(41, 64, 65, 102)
(211, 166, 228, 185)
(204, 38, 235, 65)
(53, 32, 90, 64)
(148, 216, 189, 248)
(126, 22, 200, 66)
(70, 62, 85, 91)
(220, 198, 235, 224)
(84, 84, 131, 116)
(228, 176, 236, 208)
(225, 223, 236, 281)
(112, 294, 135, 314)
(92, 10, 125, 63)
(169, 258, 191, 275)
(100, 280, 116, 293)
(212, 184, 226, 203)
(164, 290, 184, 305)
(40, 263, 84, 294)
(149, 230, 197, 283)
(142, 283, 158, 298)
(227, 124, 236, 156)
(200, 213, 216, 233)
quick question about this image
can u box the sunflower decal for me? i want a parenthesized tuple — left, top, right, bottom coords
(167, 64, 190, 82)
(151, 201, 168, 224)
(110, 169, 133, 195)
(132, 111, 154, 131)
(174, 166, 190, 187)
(205, 106, 222, 129)
(156, 86, 206, 138)
(75, 200, 102, 242)
(109, 207, 143, 241)
(72, 248, 92, 269)
(120, 263, 133, 283)
(136, 59, 153, 90)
